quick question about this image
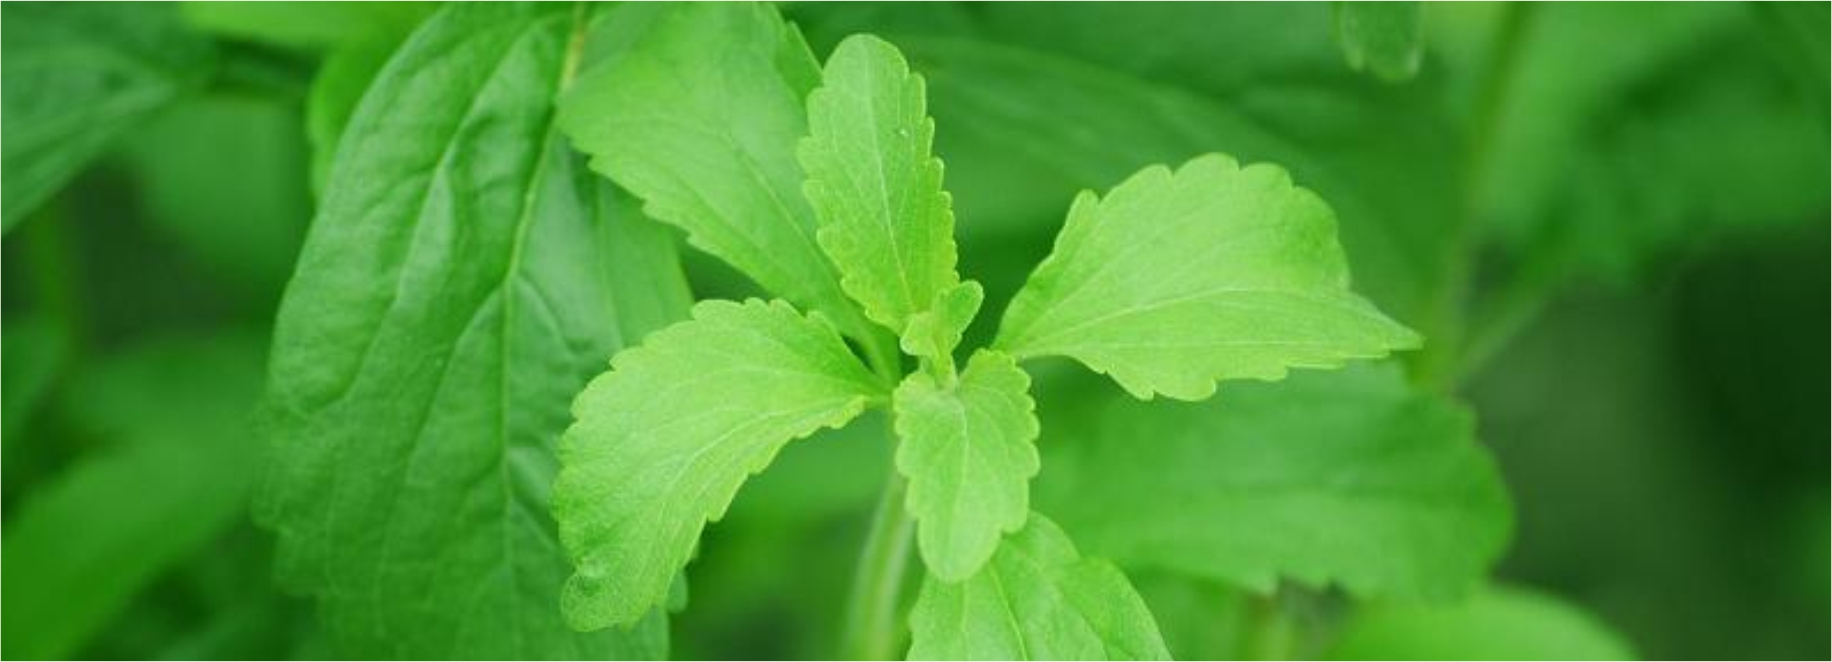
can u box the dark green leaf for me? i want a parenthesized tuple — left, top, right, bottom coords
(1326, 585, 1637, 660)
(1, 334, 265, 660)
(179, 2, 435, 51)
(256, 5, 684, 657)
(118, 94, 311, 296)
(0, 3, 213, 232)
(1038, 363, 1511, 600)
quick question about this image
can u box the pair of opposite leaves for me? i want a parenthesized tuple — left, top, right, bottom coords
(553, 7, 1416, 651)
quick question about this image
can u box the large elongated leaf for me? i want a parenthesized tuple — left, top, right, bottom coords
(557, 4, 878, 350)
(0, 3, 212, 231)
(995, 154, 1418, 401)
(894, 350, 1039, 581)
(555, 299, 883, 630)
(801, 34, 962, 334)
(1037, 363, 1511, 600)
(256, 5, 684, 657)
(908, 514, 1171, 661)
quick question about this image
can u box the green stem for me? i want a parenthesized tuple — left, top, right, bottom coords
(21, 199, 89, 354)
(1415, 3, 1534, 388)
(842, 443, 916, 660)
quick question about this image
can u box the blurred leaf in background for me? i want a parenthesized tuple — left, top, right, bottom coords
(1, 333, 267, 659)
(1326, 584, 1636, 660)
(1, 3, 214, 231)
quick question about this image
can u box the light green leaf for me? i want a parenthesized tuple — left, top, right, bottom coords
(995, 154, 1419, 400)
(256, 5, 682, 657)
(908, 514, 1171, 661)
(1037, 363, 1511, 600)
(1332, 2, 1423, 82)
(1326, 585, 1637, 660)
(2, 334, 265, 660)
(556, 298, 883, 631)
(895, 350, 1039, 582)
(900, 280, 985, 364)
(897, 34, 1464, 332)
(0, 3, 212, 232)
(801, 34, 962, 334)
(557, 4, 879, 352)
(179, 1, 435, 51)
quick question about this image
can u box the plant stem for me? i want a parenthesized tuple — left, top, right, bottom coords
(842, 451, 916, 660)
(1416, 2, 1535, 388)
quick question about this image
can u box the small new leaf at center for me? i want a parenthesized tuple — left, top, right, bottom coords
(894, 350, 1040, 582)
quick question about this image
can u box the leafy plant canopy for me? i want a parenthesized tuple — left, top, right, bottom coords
(2, 2, 1825, 661)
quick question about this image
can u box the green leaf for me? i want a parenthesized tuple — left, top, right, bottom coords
(1491, 8, 1830, 283)
(557, 4, 879, 351)
(555, 298, 883, 631)
(908, 514, 1171, 661)
(256, 5, 683, 657)
(995, 154, 1419, 400)
(1037, 363, 1511, 600)
(306, 35, 407, 197)
(0, 3, 212, 232)
(900, 280, 985, 364)
(118, 94, 311, 297)
(894, 350, 1039, 581)
(1475, 3, 1745, 248)
(179, 1, 435, 51)
(1332, 2, 1423, 82)
(898, 34, 1464, 331)
(2, 334, 265, 660)
(801, 34, 962, 334)
(1326, 585, 1637, 660)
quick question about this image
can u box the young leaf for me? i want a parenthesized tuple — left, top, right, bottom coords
(1332, 2, 1423, 82)
(800, 34, 963, 334)
(1036, 363, 1511, 600)
(1326, 585, 1636, 660)
(996, 154, 1419, 400)
(908, 514, 1171, 661)
(897, 34, 1464, 330)
(556, 299, 884, 631)
(557, 4, 878, 350)
(256, 5, 681, 657)
(0, 3, 212, 232)
(900, 280, 985, 364)
(894, 350, 1039, 582)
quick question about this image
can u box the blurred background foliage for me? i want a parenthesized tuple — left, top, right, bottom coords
(2, 2, 1826, 660)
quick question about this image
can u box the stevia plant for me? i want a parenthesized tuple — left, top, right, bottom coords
(546, 5, 1414, 658)
(6, 0, 1826, 660)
